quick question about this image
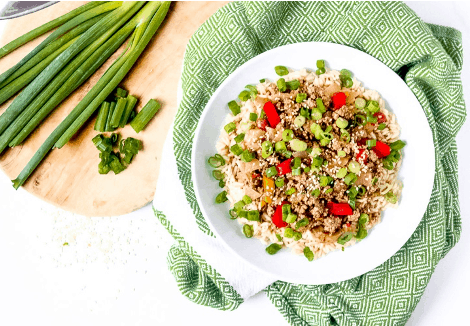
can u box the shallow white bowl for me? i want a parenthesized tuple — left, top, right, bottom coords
(191, 42, 434, 285)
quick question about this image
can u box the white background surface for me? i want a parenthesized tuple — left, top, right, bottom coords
(0, 1, 468, 325)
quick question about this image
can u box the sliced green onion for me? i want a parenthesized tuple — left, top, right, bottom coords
(311, 147, 322, 157)
(316, 60, 325, 69)
(390, 140, 406, 150)
(292, 168, 301, 176)
(337, 233, 353, 245)
(355, 114, 366, 126)
(285, 188, 296, 195)
(348, 161, 361, 174)
(94, 101, 110, 132)
(234, 133, 245, 143)
(243, 224, 254, 238)
(284, 151, 292, 158)
(366, 100, 380, 113)
(247, 210, 260, 221)
(296, 93, 307, 103)
(316, 67, 326, 75)
(293, 232, 302, 241)
(290, 139, 307, 152)
(282, 129, 294, 141)
(228, 100, 241, 116)
(355, 98, 366, 109)
(358, 213, 369, 226)
(336, 117, 348, 129)
(348, 186, 358, 199)
(238, 90, 250, 101)
(366, 139, 377, 148)
(340, 129, 351, 143)
(294, 115, 306, 127)
(325, 188, 333, 194)
(215, 191, 228, 204)
(241, 150, 254, 162)
(245, 85, 258, 97)
(110, 97, 127, 128)
(238, 210, 247, 218)
(300, 107, 310, 119)
(275, 177, 285, 188)
(372, 177, 379, 185)
(275, 141, 287, 152)
(303, 247, 314, 261)
(357, 185, 366, 197)
(212, 170, 225, 181)
(349, 197, 356, 210)
(344, 172, 358, 185)
(105, 102, 117, 132)
(385, 191, 398, 204)
(260, 78, 266, 83)
(378, 123, 387, 130)
(295, 218, 309, 229)
(277, 78, 286, 92)
(262, 140, 273, 158)
(286, 213, 297, 224)
(311, 108, 322, 120)
(266, 243, 282, 255)
(383, 160, 394, 170)
(291, 157, 301, 169)
(319, 176, 330, 187)
(208, 155, 224, 168)
(343, 77, 353, 88)
(286, 79, 300, 90)
(320, 138, 330, 146)
(224, 122, 236, 133)
(119, 95, 138, 127)
(304, 166, 311, 173)
(366, 115, 378, 124)
(249, 112, 257, 121)
(276, 234, 282, 242)
(275, 65, 289, 76)
(311, 189, 320, 197)
(282, 204, 291, 221)
(336, 167, 348, 178)
(219, 180, 225, 188)
(229, 209, 238, 219)
(128, 98, 161, 133)
(266, 166, 278, 178)
(355, 227, 367, 240)
(311, 156, 323, 167)
(284, 228, 294, 238)
(230, 144, 243, 156)
(316, 98, 326, 113)
(340, 69, 352, 78)
(338, 150, 346, 157)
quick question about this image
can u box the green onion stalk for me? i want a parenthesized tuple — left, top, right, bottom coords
(0, 1, 104, 59)
(0, 2, 147, 152)
(12, 1, 171, 189)
(0, 1, 130, 135)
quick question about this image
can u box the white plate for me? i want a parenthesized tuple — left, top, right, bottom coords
(191, 42, 434, 285)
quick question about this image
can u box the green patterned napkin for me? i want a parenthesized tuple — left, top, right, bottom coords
(155, 1, 465, 325)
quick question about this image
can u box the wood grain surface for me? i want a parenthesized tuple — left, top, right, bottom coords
(0, 1, 227, 216)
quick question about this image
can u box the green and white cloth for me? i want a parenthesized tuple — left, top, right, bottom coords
(153, 1, 465, 325)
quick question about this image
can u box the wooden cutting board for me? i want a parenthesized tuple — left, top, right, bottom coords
(0, 1, 227, 217)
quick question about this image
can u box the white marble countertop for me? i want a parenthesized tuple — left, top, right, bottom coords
(0, 2, 469, 325)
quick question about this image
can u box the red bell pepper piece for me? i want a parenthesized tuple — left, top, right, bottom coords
(276, 158, 293, 175)
(331, 92, 346, 110)
(252, 172, 261, 179)
(257, 119, 268, 131)
(263, 101, 281, 127)
(358, 138, 367, 146)
(374, 112, 387, 124)
(356, 148, 368, 163)
(272, 201, 290, 228)
(372, 140, 391, 158)
(327, 202, 353, 216)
